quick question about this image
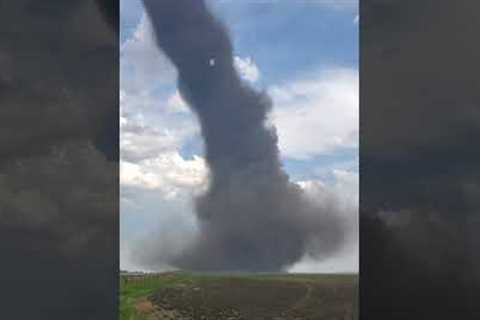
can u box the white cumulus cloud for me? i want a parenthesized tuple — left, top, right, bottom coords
(120, 152, 207, 197)
(269, 68, 358, 160)
(234, 56, 260, 83)
(121, 13, 177, 95)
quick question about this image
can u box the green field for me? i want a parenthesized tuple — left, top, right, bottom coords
(120, 271, 357, 320)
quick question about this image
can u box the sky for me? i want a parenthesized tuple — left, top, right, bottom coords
(120, 0, 358, 273)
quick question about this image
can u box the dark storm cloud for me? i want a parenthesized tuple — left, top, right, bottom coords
(361, 1, 480, 318)
(141, 0, 345, 271)
(0, 1, 117, 318)
(95, 0, 119, 33)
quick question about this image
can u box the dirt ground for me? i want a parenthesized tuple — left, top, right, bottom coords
(139, 275, 356, 320)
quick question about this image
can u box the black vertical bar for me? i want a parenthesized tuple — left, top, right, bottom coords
(0, 1, 119, 319)
(360, 1, 480, 319)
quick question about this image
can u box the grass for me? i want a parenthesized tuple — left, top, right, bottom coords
(119, 272, 192, 320)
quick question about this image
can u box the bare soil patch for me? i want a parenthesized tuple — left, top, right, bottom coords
(147, 276, 355, 320)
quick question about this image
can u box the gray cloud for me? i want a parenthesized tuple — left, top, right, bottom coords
(139, 0, 346, 272)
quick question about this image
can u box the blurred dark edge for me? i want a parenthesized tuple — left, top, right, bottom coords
(360, 1, 480, 319)
(0, 1, 118, 319)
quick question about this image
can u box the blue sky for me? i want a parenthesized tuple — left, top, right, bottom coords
(120, 0, 358, 273)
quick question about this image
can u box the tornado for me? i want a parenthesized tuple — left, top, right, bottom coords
(142, 0, 344, 271)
